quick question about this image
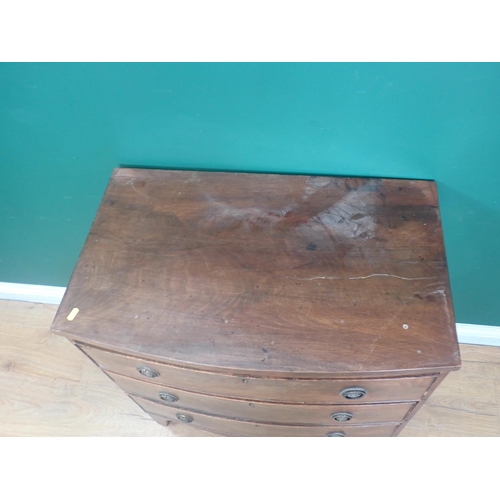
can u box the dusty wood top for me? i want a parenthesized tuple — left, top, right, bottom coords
(51, 168, 461, 376)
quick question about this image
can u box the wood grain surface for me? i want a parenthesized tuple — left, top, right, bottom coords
(0, 300, 498, 436)
(134, 397, 400, 437)
(78, 343, 436, 404)
(107, 371, 416, 425)
(51, 168, 460, 376)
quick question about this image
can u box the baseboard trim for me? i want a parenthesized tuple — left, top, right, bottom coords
(0, 282, 66, 305)
(1, 282, 499, 347)
(455, 323, 500, 347)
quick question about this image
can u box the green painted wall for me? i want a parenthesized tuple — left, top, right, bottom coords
(1, 63, 499, 325)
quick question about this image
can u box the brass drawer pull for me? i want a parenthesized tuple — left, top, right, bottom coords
(331, 412, 353, 422)
(326, 431, 346, 437)
(340, 387, 367, 400)
(176, 413, 193, 423)
(159, 392, 179, 403)
(137, 366, 160, 378)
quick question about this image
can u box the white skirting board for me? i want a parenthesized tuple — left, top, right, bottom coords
(1, 281, 499, 347)
(0, 282, 66, 305)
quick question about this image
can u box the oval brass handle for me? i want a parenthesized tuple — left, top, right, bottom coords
(176, 413, 193, 423)
(340, 387, 367, 400)
(159, 392, 179, 403)
(331, 412, 353, 422)
(137, 366, 160, 378)
(326, 432, 346, 437)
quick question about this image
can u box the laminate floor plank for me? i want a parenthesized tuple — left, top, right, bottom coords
(401, 345, 500, 436)
(1, 300, 498, 437)
(456, 344, 500, 364)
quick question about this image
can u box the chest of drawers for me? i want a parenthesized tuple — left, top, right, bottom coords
(50, 167, 461, 436)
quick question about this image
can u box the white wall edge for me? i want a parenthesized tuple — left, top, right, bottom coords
(0, 282, 66, 305)
(1, 282, 499, 347)
(455, 323, 500, 347)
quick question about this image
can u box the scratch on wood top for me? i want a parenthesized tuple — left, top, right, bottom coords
(280, 274, 437, 281)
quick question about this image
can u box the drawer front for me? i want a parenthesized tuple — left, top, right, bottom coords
(108, 371, 415, 425)
(133, 396, 399, 437)
(80, 344, 436, 404)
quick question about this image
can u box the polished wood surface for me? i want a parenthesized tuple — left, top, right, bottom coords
(107, 371, 416, 424)
(0, 301, 496, 436)
(80, 343, 435, 403)
(51, 168, 460, 376)
(134, 396, 399, 437)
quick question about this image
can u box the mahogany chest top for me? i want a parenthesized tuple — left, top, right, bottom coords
(51, 168, 461, 379)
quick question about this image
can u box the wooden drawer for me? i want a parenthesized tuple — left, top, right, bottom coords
(108, 371, 415, 425)
(80, 344, 436, 403)
(133, 396, 399, 437)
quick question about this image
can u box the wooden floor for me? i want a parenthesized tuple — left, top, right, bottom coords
(1, 299, 499, 437)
